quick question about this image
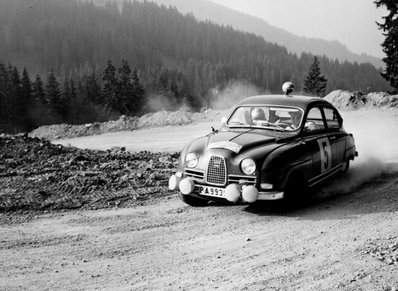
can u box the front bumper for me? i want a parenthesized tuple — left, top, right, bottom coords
(169, 174, 284, 203)
(258, 191, 284, 200)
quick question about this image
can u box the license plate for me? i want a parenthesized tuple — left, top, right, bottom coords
(196, 185, 225, 198)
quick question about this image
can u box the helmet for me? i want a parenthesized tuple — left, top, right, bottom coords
(282, 82, 295, 95)
(251, 108, 265, 121)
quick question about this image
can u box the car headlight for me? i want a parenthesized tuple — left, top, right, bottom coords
(241, 158, 256, 175)
(186, 153, 199, 168)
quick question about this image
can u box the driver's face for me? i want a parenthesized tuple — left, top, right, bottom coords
(291, 113, 300, 125)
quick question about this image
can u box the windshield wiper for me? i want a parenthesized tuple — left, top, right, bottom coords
(264, 123, 286, 132)
(227, 121, 252, 128)
(228, 122, 286, 132)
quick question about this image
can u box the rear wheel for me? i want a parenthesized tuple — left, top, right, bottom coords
(341, 159, 350, 173)
(178, 193, 209, 207)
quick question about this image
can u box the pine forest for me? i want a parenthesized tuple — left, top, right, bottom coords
(0, 0, 392, 132)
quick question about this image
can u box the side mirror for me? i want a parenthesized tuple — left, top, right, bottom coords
(221, 117, 227, 125)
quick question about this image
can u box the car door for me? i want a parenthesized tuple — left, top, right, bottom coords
(301, 106, 330, 183)
(304, 105, 347, 187)
(321, 106, 346, 167)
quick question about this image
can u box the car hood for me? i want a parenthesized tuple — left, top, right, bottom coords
(188, 129, 278, 154)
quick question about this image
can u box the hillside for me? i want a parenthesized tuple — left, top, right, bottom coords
(0, 0, 388, 94)
(0, 0, 392, 134)
(135, 0, 383, 68)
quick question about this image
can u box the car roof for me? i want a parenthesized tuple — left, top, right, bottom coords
(236, 94, 333, 110)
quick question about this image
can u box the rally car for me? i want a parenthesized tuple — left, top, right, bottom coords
(168, 82, 358, 206)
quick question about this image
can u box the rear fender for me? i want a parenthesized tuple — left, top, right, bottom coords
(344, 134, 357, 161)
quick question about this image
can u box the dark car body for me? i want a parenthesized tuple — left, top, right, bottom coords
(168, 94, 358, 206)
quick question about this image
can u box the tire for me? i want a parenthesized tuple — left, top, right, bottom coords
(282, 173, 309, 208)
(341, 159, 350, 173)
(178, 193, 209, 207)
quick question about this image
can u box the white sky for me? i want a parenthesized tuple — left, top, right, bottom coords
(211, 0, 387, 58)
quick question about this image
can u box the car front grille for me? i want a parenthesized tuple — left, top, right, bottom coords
(206, 156, 227, 185)
(185, 169, 204, 180)
(228, 175, 256, 185)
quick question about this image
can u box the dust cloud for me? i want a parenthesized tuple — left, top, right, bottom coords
(209, 81, 261, 110)
(145, 93, 176, 112)
(321, 109, 398, 196)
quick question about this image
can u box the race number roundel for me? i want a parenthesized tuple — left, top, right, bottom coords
(317, 137, 331, 172)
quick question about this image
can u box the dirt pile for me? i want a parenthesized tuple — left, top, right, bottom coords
(27, 117, 139, 141)
(325, 90, 398, 110)
(0, 134, 178, 212)
(30, 107, 226, 140)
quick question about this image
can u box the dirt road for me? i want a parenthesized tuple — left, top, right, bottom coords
(53, 122, 215, 153)
(1, 169, 398, 290)
(2, 109, 398, 290)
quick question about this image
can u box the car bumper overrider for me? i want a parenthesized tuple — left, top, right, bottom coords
(168, 172, 284, 203)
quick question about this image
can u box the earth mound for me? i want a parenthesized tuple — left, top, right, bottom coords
(0, 134, 178, 212)
(29, 107, 226, 140)
(325, 90, 398, 110)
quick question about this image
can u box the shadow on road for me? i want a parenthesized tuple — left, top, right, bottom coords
(242, 170, 398, 219)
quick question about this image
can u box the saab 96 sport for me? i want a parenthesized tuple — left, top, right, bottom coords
(168, 82, 358, 206)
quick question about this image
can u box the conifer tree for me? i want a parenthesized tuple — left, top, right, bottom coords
(32, 75, 46, 104)
(86, 73, 101, 104)
(303, 56, 328, 97)
(8, 65, 21, 129)
(21, 69, 32, 104)
(20, 68, 32, 128)
(60, 78, 72, 120)
(101, 60, 145, 116)
(117, 59, 135, 114)
(374, 0, 398, 91)
(66, 78, 77, 123)
(45, 70, 62, 122)
(0, 63, 11, 131)
(131, 68, 145, 114)
(70, 79, 77, 105)
(31, 75, 52, 126)
(67, 79, 83, 123)
(101, 60, 118, 115)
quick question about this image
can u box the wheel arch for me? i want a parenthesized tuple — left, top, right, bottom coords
(282, 166, 307, 190)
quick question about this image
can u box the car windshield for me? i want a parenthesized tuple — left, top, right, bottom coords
(227, 105, 304, 132)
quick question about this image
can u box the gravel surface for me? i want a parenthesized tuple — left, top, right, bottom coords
(1, 175, 398, 290)
(0, 134, 178, 214)
(2, 106, 398, 290)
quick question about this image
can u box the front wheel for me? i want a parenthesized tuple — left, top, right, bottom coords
(282, 173, 309, 208)
(178, 193, 209, 207)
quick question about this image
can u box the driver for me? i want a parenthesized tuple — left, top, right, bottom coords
(286, 111, 302, 130)
(251, 108, 267, 125)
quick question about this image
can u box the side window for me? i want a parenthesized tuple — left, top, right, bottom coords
(305, 107, 325, 131)
(323, 107, 341, 129)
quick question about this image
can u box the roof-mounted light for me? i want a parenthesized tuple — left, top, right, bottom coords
(282, 82, 294, 95)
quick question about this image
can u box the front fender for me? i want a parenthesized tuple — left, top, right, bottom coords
(260, 140, 311, 190)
